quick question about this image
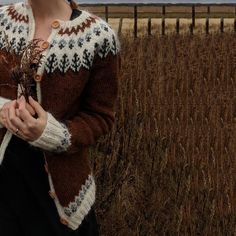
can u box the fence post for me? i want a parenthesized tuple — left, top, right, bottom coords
(206, 17, 209, 35)
(176, 17, 180, 34)
(189, 23, 194, 35)
(134, 5, 138, 38)
(207, 6, 210, 15)
(162, 5, 166, 16)
(234, 17, 236, 33)
(220, 17, 224, 33)
(105, 5, 109, 23)
(148, 17, 152, 36)
(162, 17, 165, 35)
(192, 5, 195, 28)
(118, 17, 123, 36)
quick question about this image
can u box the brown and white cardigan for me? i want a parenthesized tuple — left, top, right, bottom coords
(0, 2, 121, 230)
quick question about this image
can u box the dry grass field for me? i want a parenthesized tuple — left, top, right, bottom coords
(63, 5, 236, 235)
(89, 28, 236, 235)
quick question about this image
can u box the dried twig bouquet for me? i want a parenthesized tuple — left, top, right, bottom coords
(0, 32, 45, 103)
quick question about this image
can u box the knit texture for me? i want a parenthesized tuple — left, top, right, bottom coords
(28, 112, 72, 152)
(0, 2, 121, 230)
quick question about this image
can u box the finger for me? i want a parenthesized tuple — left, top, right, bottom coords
(0, 100, 15, 128)
(8, 101, 17, 123)
(16, 108, 20, 118)
(0, 108, 6, 126)
(17, 95, 25, 107)
(8, 101, 29, 139)
(0, 115, 6, 127)
(18, 96, 35, 123)
(8, 101, 19, 129)
(6, 101, 19, 132)
(29, 96, 46, 119)
(15, 100, 19, 109)
(26, 103, 36, 116)
(9, 104, 26, 131)
(14, 128, 29, 141)
(18, 106, 35, 124)
(0, 106, 8, 128)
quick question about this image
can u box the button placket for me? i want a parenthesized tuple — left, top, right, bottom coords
(25, 5, 61, 104)
(34, 25, 60, 104)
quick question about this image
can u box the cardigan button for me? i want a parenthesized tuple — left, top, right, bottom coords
(48, 191, 56, 199)
(41, 41, 49, 50)
(34, 74, 42, 82)
(51, 20, 60, 29)
(60, 217, 69, 226)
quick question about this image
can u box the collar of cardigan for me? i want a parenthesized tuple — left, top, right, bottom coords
(6, 2, 100, 39)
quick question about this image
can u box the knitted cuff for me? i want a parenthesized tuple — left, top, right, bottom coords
(0, 96, 11, 128)
(28, 112, 72, 152)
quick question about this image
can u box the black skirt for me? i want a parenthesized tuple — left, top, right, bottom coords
(0, 134, 100, 236)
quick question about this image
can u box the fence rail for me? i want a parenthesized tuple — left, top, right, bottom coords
(79, 3, 236, 37)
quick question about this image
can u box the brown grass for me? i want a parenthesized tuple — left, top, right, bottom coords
(89, 30, 236, 235)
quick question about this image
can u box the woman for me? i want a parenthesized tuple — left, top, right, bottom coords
(0, 0, 121, 235)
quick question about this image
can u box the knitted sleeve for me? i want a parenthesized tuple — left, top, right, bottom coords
(65, 50, 121, 153)
(28, 112, 72, 152)
(28, 27, 121, 154)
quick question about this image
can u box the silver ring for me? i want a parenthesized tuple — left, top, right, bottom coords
(15, 128, 19, 135)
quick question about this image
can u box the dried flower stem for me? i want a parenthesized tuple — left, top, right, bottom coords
(0, 32, 45, 103)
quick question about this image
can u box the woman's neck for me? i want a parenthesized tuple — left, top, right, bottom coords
(28, 0, 72, 22)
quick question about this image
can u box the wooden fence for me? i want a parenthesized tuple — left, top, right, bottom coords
(1, 3, 236, 36)
(79, 3, 236, 37)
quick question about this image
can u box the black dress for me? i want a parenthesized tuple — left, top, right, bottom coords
(0, 8, 100, 236)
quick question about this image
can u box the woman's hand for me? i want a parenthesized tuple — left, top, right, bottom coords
(0, 98, 36, 128)
(0, 95, 48, 142)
